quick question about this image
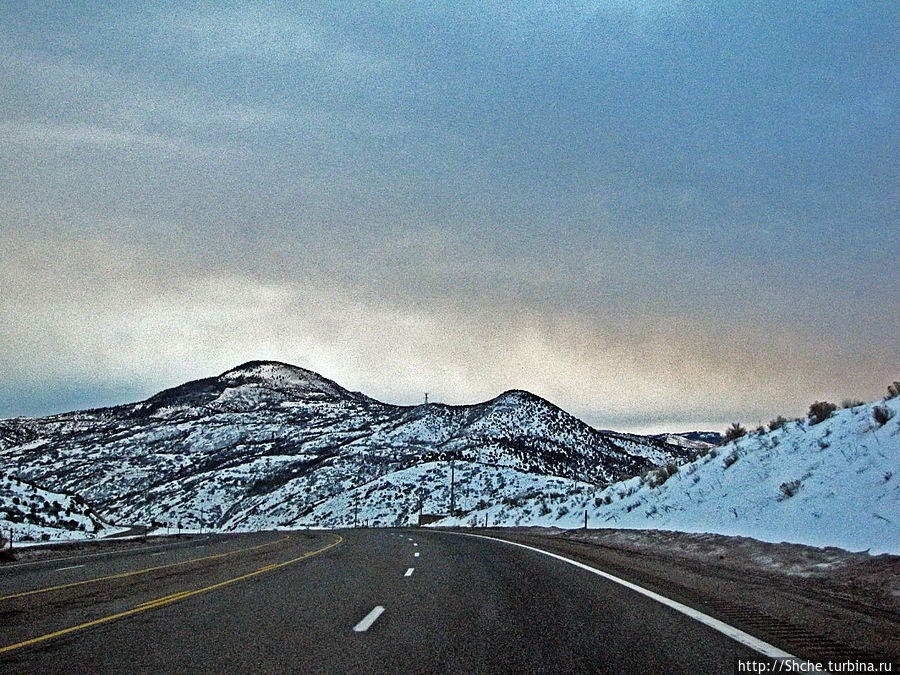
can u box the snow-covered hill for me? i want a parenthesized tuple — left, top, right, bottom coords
(436, 395, 900, 554)
(0, 473, 120, 543)
(0, 361, 690, 534)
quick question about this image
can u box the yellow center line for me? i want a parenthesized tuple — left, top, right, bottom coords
(0, 533, 343, 656)
(0, 535, 292, 602)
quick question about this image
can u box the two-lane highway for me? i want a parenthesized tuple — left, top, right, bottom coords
(2, 528, 784, 673)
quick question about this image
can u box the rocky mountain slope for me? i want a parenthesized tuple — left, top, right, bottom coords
(0, 473, 120, 543)
(0, 361, 690, 531)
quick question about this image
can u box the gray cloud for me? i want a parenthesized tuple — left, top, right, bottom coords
(1, 2, 897, 432)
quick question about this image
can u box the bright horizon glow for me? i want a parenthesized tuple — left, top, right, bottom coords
(1, 2, 897, 436)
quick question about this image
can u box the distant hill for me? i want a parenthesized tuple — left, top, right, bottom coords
(438, 394, 900, 554)
(651, 431, 723, 449)
(0, 361, 691, 532)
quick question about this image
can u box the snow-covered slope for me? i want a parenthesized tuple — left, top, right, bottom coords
(1, 473, 120, 543)
(436, 396, 900, 554)
(0, 361, 689, 534)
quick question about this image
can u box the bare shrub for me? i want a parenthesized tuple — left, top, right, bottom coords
(808, 401, 837, 425)
(887, 381, 900, 399)
(842, 399, 864, 409)
(722, 450, 739, 468)
(873, 405, 895, 427)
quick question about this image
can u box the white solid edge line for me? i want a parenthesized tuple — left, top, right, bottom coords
(459, 533, 798, 662)
(353, 606, 385, 632)
(404, 567, 414, 577)
(55, 564, 86, 571)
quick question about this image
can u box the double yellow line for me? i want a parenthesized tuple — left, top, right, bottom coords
(0, 535, 291, 602)
(0, 534, 343, 656)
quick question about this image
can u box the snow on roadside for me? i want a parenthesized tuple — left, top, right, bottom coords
(434, 396, 900, 555)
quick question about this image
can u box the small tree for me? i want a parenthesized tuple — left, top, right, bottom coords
(724, 422, 747, 442)
(808, 401, 837, 425)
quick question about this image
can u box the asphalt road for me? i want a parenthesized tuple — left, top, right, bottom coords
(1, 529, 784, 673)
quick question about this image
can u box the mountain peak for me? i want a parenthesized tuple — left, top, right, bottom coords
(135, 361, 357, 416)
(218, 360, 354, 400)
(490, 389, 550, 406)
(222, 360, 324, 383)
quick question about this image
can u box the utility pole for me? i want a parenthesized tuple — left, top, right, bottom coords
(449, 457, 456, 517)
(424, 392, 429, 405)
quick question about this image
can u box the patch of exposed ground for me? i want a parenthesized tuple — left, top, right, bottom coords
(561, 528, 900, 614)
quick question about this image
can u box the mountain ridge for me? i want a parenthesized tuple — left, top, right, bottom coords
(0, 360, 693, 531)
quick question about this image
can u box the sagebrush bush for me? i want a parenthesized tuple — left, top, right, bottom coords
(768, 415, 789, 431)
(724, 422, 747, 442)
(722, 450, 740, 468)
(873, 405, 895, 426)
(779, 479, 801, 499)
(646, 462, 680, 488)
(842, 399, 864, 409)
(808, 400, 837, 425)
(887, 381, 900, 399)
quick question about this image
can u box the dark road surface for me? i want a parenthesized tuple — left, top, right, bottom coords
(1, 529, 800, 673)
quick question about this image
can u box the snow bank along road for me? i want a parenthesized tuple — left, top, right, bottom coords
(0, 529, 894, 673)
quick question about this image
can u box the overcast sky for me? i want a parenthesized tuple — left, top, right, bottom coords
(1, 1, 897, 433)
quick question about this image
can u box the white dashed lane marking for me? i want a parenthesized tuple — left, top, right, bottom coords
(353, 606, 385, 633)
